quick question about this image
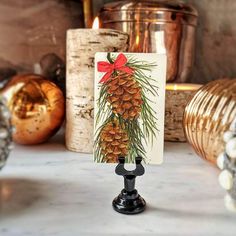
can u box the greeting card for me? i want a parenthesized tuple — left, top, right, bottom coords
(94, 52, 166, 164)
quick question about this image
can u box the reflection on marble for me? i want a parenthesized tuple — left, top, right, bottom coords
(0, 178, 47, 217)
(0, 134, 236, 235)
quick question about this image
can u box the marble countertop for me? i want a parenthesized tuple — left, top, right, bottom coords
(0, 134, 236, 236)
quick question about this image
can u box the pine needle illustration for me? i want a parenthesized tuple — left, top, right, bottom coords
(95, 53, 158, 163)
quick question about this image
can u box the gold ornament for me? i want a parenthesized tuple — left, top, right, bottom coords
(1, 74, 65, 145)
(184, 79, 236, 164)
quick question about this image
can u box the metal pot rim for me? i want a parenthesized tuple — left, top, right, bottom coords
(100, 0, 198, 17)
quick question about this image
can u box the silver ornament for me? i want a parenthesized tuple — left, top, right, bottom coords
(0, 98, 12, 170)
(223, 131, 234, 143)
(217, 152, 225, 170)
(219, 169, 233, 190)
(230, 118, 236, 132)
(224, 194, 236, 212)
(226, 137, 236, 159)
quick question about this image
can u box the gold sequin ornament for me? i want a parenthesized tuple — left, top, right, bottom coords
(1, 74, 65, 145)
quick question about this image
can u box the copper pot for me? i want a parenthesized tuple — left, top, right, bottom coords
(99, 0, 198, 82)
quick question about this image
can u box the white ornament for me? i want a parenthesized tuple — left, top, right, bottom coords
(1, 109, 10, 119)
(217, 152, 225, 170)
(219, 170, 233, 190)
(0, 128, 8, 139)
(230, 119, 236, 131)
(0, 140, 6, 148)
(11, 126, 16, 133)
(223, 131, 234, 143)
(224, 194, 236, 212)
(226, 137, 236, 159)
(8, 143, 14, 150)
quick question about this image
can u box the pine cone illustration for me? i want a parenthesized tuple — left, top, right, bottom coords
(106, 72, 143, 120)
(95, 53, 158, 163)
(100, 119, 129, 163)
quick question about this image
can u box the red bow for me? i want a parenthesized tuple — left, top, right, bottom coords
(97, 53, 133, 83)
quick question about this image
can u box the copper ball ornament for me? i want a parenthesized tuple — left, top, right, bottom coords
(1, 74, 65, 145)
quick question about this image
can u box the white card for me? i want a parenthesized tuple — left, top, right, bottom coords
(94, 52, 166, 164)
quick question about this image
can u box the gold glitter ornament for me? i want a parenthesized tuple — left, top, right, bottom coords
(1, 74, 65, 145)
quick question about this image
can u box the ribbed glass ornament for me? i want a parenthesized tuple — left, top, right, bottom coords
(183, 79, 236, 164)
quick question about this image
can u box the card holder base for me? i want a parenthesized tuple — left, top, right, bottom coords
(112, 156, 146, 214)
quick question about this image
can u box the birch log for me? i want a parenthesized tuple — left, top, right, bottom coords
(66, 29, 129, 153)
(165, 83, 202, 142)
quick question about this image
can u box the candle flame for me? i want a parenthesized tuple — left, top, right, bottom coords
(92, 17, 99, 29)
(135, 35, 140, 45)
(166, 83, 202, 91)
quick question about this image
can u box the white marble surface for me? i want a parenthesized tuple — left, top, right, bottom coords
(0, 134, 236, 236)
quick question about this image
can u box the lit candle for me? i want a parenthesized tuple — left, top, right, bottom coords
(166, 83, 202, 91)
(66, 18, 129, 153)
(165, 83, 202, 142)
